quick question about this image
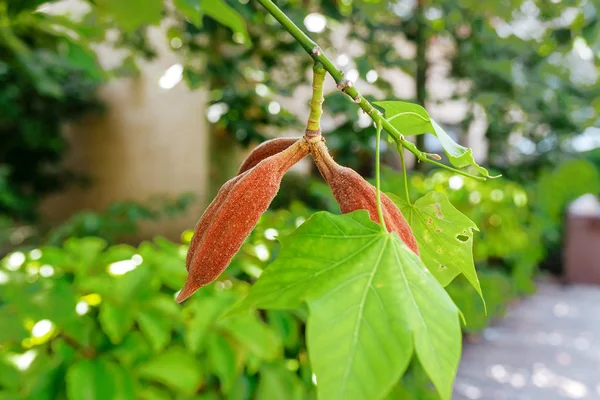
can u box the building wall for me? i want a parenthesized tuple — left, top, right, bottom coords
(41, 25, 209, 241)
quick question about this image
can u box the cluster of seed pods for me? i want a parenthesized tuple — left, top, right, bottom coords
(177, 134, 419, 303)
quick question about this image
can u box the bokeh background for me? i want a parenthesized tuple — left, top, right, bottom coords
(1, 0, 599, 399)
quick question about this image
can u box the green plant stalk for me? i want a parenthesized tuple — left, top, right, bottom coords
(306, 63, 326, 134)
(399, 145, 412, 206)
(375, 121, 387, 232)
(254, 0, 486, 181)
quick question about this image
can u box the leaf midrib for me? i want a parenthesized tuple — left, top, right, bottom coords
(338, 235, 389, 400)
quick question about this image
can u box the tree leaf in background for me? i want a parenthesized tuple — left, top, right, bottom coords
(174, 0, 203, 27)
(255, 364, 305, 400)
(137, 387, 171, 400)
(390, 191, 484, 305)
(185, 296, 231, 354)
(202, 0, 251, 45)
(111, 331, 152, 367)
(63, 237, 107, 275)
(206, 333, 238, 394)
(266, 310, 300, 350)
(99, 301, 136, 344)
(66, 359, 134, 400)
(233, 211, 461, 400)
(137, 347, 203, 396)
(95, 0, 163, 32)
(137, 310, 172, 353)
(374, 101, 498, 179)
(218, 313, 283, 362)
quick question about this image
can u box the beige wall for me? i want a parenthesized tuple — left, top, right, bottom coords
(41, 27, 209, 241)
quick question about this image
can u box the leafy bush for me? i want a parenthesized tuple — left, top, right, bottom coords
(0, 205, 316, 400)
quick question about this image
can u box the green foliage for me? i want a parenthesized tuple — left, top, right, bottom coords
(0, 193, 527, 400)
(45, 193, 196, 245)
(0, 206, 317, 400)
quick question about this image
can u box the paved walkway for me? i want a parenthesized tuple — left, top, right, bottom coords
(453, 283, 600, 400)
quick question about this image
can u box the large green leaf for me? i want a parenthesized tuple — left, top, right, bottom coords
(390, 191, 483, 302)
(374, 101, 496, 178)
(232, 211, 461, 400)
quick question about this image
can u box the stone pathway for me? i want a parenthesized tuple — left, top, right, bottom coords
(453, 283, 600, 400)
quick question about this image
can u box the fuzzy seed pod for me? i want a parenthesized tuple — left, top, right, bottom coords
(310, 140, 419, 255)
(237, 137, 300, 175)
(177, 139, 310, 302)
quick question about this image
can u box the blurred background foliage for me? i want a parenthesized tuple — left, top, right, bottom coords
(1, 0, 600, 398)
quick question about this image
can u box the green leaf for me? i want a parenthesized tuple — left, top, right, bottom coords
(374, 101, 497, 179)
(95, 0, 163, 32)
(256, 364, 305, 400)
(111, 332, 152, 366)
(218, 313, 283, 362)
(203, 0, 250, 44)
(137, 310, 172, 353)
(266, 310, 300, 350)
(390, 191, 484, 301)
(185, 295, 233, 353)
(137, 347, 203, 395)
(66, 359, 132, 400)
(206, 333, 238, 393)
(64, 237, 107, 275)
(138, 387, 171, 400)
(99, 301, 135, 344)
(174, 0, 203, 27)
(234, 211, 461, 400)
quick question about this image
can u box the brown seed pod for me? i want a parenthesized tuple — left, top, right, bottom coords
(310, 140, 419, 255)
(237, 137, 300, 175)
(177, 138, 310, 302)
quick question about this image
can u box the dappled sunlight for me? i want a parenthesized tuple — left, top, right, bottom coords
(158, 64, 183, 90)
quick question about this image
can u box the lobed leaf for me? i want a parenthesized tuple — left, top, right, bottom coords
(390, 191, 484, 306)
(232, 211, 462, 400)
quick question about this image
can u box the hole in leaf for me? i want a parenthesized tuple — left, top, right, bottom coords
(456, 234, 469, 242)
(436, 212, 443, 219)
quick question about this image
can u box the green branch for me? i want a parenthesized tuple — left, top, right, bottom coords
(254, 0, 486, 180)
(399, 146, 412, 206)
(306, 63, 326, 135)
